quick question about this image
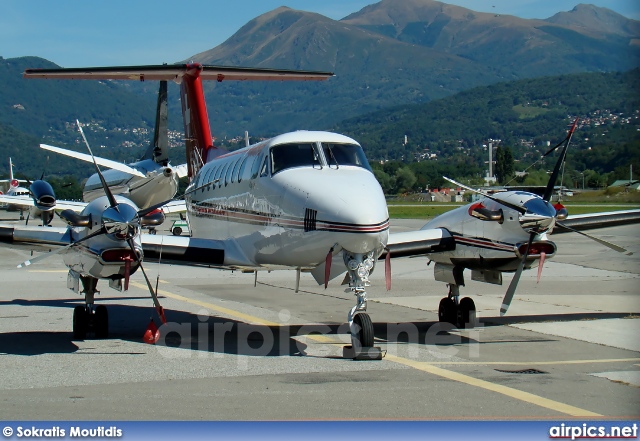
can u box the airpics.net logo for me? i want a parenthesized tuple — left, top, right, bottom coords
(2, 426, 122, 438)
(549, 423, 638, 440)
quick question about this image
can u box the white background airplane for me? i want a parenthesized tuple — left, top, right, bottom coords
(0, 158, 85, 225)
(0, 158, 31, 216)
(2, 63, 637, 358)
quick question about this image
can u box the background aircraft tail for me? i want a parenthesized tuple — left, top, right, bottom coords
(141, 80, 169, 166)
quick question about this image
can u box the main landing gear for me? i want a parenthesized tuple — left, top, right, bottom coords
(438, 284, 477, 329)
(72, 276, 109, 340)
(342, 251, 382, 360)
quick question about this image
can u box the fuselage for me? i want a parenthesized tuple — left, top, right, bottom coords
(83, 159, 178, 209)
(185, 131, 389, 269)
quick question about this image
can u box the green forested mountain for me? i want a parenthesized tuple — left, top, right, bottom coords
(336, 69, 640, 192)
(0, 57, 164, 178)
(190, 2, 639, 135)
(0, 1, 638, 185)
(335, 69, 640, 159)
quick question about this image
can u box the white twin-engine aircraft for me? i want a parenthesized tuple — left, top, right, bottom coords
(42, 81, 186, 214)
(4, 63, 636, 357)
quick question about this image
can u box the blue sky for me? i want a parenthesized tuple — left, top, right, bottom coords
(1, 0, 638, 67)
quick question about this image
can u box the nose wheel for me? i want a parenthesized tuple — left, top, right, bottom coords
(351, 312, 374, 348)
(72, 305, 110, 340)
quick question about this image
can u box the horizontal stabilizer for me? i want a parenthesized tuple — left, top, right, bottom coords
(24, 64, 334, 82)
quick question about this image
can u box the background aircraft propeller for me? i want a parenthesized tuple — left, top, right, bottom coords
(498, 118, 578, 315)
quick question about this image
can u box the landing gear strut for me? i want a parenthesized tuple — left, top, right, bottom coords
(342, 251, 382, 360)
(72, 276, 109, 339)
(438, 284, 477, 329)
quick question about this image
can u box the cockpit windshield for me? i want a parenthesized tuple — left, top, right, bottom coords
(270, 143, 321, 175)
(322, 143, 372, 171)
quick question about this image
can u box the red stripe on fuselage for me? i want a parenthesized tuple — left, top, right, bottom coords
(190, 204, 389, 233)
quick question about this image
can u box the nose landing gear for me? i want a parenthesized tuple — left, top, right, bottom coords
(342, 251, 383, 360)
(72, 276, 109, 340)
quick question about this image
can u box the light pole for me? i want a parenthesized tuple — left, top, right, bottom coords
(580, 172, 585, 189)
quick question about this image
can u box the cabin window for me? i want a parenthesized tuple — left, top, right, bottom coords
(238, 156, 249, 183)
(225, 161, 234, 186)
(213, 164, 224, 185)
(218, 163, 229, 188)
(203, 167, 213, 189)
(321, 143, 372, 171)
(260, 155, 269, 177)
(270, 143, 321, 175)
(231, 158, 242, 183)
(250, 153, 263, 179)
(208, 166, 219, 190)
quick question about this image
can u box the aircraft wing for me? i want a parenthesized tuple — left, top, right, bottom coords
(140, 234, 255, 269)
(0, 224, 70, 246)
(40, 144, 145, 177)
(0, 224, 253, 269)
(24, 64, 334, 82)
(553, 209, 640, 232)
(0, 194, 87, 213)
(380, 209, 640, 259)
(0, 195, 32, 209)
(383, 228, 455, 259)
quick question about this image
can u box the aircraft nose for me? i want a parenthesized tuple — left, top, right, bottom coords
(280, 167, 389, 253)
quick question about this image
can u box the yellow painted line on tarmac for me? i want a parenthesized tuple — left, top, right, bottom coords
(421, 358, 640, 366)
(385, 354, 601, 417)
(135, 281, 602, 417)
(130, 281, 280, 327)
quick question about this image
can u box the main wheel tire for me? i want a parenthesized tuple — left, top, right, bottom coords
(94, 305, 109, 339)
(458, 297, 477, 329)
(73, 306, 88, 340)
(438, 297, 457, 325)
(172, 227, 182, 236)
(351, 313, 374, 349)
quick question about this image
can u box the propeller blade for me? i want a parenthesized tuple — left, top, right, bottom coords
(500, 232, 535, 316)
(128, 239, 166, 324)
(17, 227, 105, 268)
(556, 222, 632, 255)
(443, 176, 526, 214)
(385, 249, 391, 291)
(542, 118, 578, 202)
(77, 120, 119, 208)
